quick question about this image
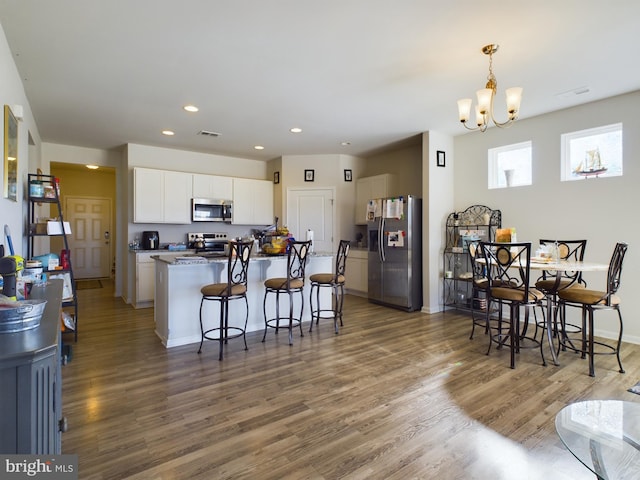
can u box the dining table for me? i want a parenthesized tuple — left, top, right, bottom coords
(477, 255, 609, 366)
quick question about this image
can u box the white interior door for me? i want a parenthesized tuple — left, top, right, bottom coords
(287, 188, 335, 253)
(65, 196, 112, 279)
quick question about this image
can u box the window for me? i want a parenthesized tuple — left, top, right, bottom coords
(561, 123, 622, 181)
(488, 141, 532, 189)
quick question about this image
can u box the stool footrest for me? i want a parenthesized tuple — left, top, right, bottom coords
(202, 326, 246, 342)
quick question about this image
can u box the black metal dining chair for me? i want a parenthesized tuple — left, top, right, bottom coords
(557, 242, 628, 376)
(479, 241, 546, 369)
(534, 239, 587, 351)
(198, 240, 253, 360)
(468, 240, 490, 339)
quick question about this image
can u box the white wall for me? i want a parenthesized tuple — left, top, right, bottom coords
(454, 90, 640, 343)
(0, 23, 42, 258)
(279, 154, 362, 250)
(423, 131, 454, 314)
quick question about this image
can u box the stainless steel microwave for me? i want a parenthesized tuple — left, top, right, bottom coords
(191, 198, 233, 223)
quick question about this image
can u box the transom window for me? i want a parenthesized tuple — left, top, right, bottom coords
(488, 141, 532, 189)
(561, 123, 623, 181)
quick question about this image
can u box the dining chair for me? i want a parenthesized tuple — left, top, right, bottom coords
(557, 242, 628, 376)
(262, 240, 312, 345)
(535, 239, 587, 348)
(468, 240, 490, 339)
(309, 240, 350, 334)
(197, 240, 253, 360)
(479, 241, 546, 369)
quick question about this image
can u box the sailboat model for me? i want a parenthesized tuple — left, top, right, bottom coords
(574, 148, 607, 177)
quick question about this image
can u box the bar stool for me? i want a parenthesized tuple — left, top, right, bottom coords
(534, 239, 587, 356)
(480, 241, 546, 369)
(557, 242, 628, 377)
(198, 240, 253, 360)
(309, 240, 350, 334)
(262, 240, 312, 345)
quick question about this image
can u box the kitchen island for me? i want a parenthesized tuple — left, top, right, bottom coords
(153, 252, 333, 348)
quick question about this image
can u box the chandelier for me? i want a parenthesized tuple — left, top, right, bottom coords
(457, 44, 523, 132)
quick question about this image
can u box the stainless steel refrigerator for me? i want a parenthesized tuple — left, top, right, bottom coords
(367, 195, 422, 311)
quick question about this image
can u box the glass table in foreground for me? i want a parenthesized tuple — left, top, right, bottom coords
(555, 400, 640, 479)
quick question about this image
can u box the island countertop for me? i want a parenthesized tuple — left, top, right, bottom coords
(151, 251, 333, 265)
(152, 252, 333, 348)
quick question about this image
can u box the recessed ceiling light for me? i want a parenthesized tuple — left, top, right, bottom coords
(86, 164, 99, 170)
(254, 145, 265, 150)
(183, 104, 199, 113)
(341, 141, 351, 146)
(290, 127, 302, 133)
(162, 130, 175, 136)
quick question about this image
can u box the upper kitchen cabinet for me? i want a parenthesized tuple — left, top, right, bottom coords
(192, 173, 233, 200)
(355, 174, 396, 225)
(134, 167, 193, 224)
(232, 178, 274, 225)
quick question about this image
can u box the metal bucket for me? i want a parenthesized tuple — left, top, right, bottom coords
(0, 299, 47, 333)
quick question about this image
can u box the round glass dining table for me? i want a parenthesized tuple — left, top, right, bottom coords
(555, 400, 640, 479)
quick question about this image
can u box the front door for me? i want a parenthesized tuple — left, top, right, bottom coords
(286, 188, 335, 253)
(65, 196, 112, 279)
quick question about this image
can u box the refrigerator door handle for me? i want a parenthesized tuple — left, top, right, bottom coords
(379, 217, 385, 262)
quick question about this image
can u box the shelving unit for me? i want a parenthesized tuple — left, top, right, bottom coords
(26, 173, 78, 342)
(443, 205, 501, 313)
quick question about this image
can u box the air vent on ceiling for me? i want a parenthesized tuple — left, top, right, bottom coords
(197, 130, 221, 137)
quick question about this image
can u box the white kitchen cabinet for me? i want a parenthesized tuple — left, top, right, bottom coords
(345, 248, 368, 296)
(355, 174, 395, 224)
(232, 178, 274, 225)
(192, 173, 233, 200)
(134, 168, 163, 223)
(135, 252, 156, 307)
(133, 167, 193, 224)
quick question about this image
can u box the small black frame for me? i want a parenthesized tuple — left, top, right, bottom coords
(274, 171, 280, 184)
(344, 169, 352, 182)
(304, 169, 314, 182)
(437, 150, 446, 167)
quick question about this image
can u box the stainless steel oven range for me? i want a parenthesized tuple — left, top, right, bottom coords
(187, 232, 229, 257)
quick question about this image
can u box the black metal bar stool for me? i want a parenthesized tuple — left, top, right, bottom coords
(309, 240, 350, 334)
(262, 240, 312, 345)
(197, 240, 253, 360)
(557, 242, 628, 377)
(480, 241, 546, 369)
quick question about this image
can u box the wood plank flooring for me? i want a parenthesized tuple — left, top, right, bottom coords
(62, 280, 640, 479)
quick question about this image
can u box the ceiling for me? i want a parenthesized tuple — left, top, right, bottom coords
(1, 1, 639, 162)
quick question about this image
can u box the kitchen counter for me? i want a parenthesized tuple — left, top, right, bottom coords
(153, 252, 332, 348)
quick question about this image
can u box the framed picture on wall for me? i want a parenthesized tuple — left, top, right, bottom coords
(3, 105, 18, 201)
(437, 150, 446, 168)
(304, 169, 314, 182)
(274, 171, 280, 184)
(344, 169, 352, 182)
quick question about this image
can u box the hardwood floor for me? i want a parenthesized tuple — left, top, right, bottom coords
(62, 280, 639, 479)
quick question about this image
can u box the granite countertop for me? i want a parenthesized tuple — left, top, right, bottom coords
(152, 251, 333, 265)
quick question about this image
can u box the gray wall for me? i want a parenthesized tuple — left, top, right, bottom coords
(454, 90, 639, 343)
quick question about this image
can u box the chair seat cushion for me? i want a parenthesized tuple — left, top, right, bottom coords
(201, 283, 247, 297)
(535, 279, 585, 292)
(264, 277, 304, 290)
(558, 288, 621, 306)
(490, 286, 545, 303)
(310, 273, 345, 284)
(473, 278, 489, 290)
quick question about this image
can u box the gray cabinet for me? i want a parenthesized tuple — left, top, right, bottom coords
(0, 280, 64, 454)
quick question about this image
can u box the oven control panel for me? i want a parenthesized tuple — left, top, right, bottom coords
(187, 232, 228, 243)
